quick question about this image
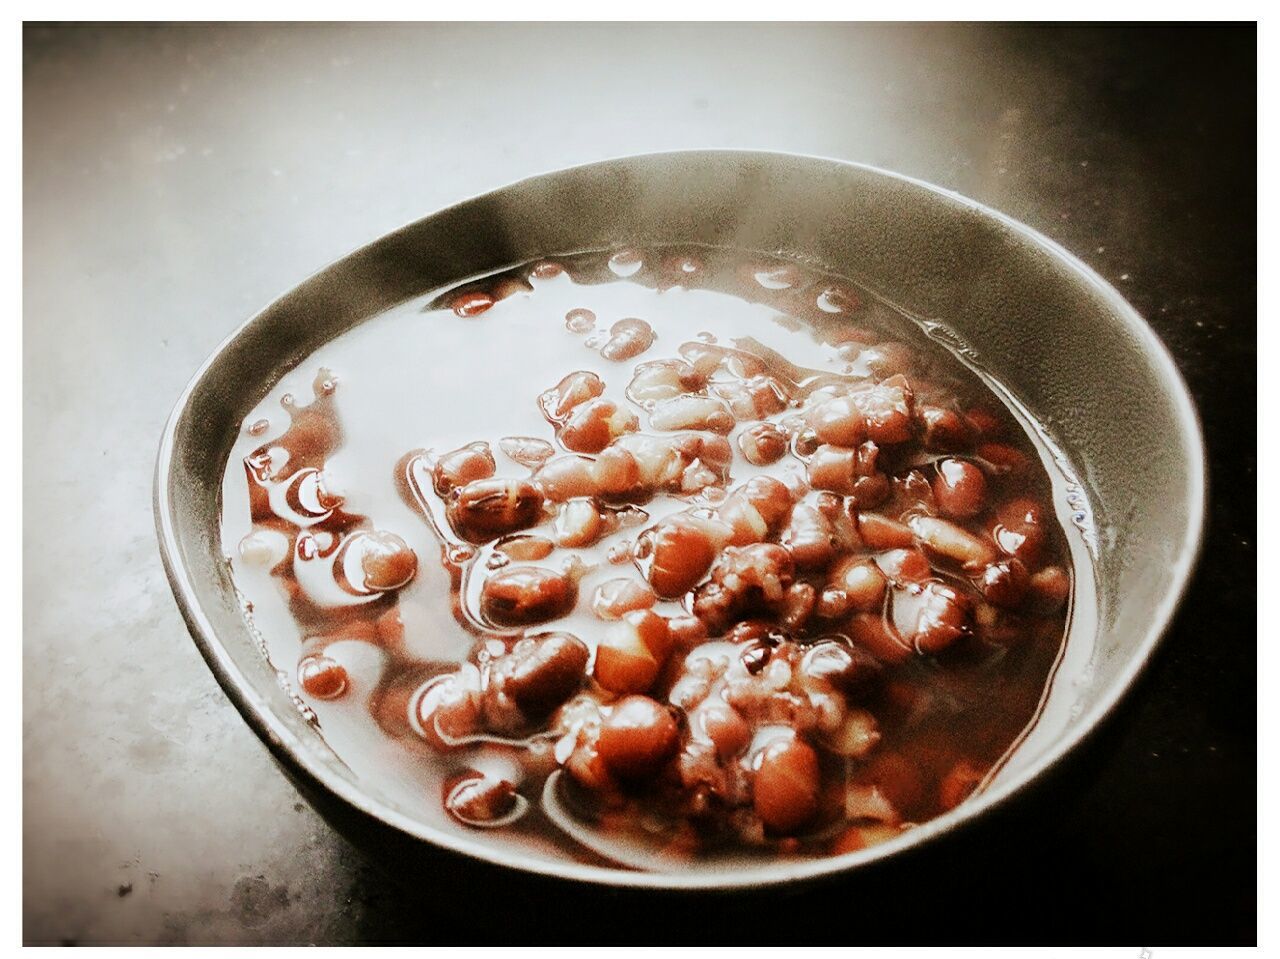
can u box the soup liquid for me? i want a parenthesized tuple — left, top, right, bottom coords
(221, 247, 1083, 870)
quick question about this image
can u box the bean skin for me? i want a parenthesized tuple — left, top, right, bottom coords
(781, 503, 836, 571)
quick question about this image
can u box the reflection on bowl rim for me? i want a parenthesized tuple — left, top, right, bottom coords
(153, 149, 1207, 890)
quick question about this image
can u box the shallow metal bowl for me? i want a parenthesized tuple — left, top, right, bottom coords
(154, 150, 1205, 890)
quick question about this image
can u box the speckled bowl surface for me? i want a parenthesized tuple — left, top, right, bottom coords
(154, 150, 1205, 889)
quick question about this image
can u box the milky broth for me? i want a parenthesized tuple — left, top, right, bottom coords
(220, 247, 1089, 869)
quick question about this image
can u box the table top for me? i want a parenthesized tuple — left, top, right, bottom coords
(22, 22, 1255, 945)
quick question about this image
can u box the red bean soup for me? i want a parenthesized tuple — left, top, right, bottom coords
(221, 247, 1092, 870)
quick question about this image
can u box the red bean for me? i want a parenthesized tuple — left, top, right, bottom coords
(938, 758, 986, 811)
(932, 458, 988, 519)
(452, 290, 494, 317)
(716, 374, 789, 419)
(592, 445, 642, 499)
(857, 512, 916, 550)
(298, 655, 348, 699)
(489, 632, 589, 720)
(876, 548, 933, 585)
(799, 640, 883, 695)
(554, 498, 605, 547)
(358, 531, 418, 591)
(646, 516, 718, 598)
(433, 441, 496, 493)
(850, 376, 914, 444)
(600, 318, 656, 361)
(539, 370, 605, 421)
(560, 398, 638, 454)
(591, 578, 657, 620)
(443, 772, 521, 827)
(697, 701, 752, 760)
(448, 478, 545, 543)
(1028, 565, 1070, 612)
(593, 610, 672, 694)
(533, 455, 598, 502)
(807, 444, 857, 494)
(917, 405, 976, 452)
(849, 611, 912, 664)
(806, 395, 868, 447)
(479, 566, 577, 626)
(753, 736, 821, 834)
(738, 422, 789, 465)
(830, 557, 887, 611)
(740, 475, 794, 527)
(598, 695, 680, 780)
(781, 503, 836, 570)
(979, 558, 1030, 608)
(893, 581, 972, 654)
(495, 535, 555, 561)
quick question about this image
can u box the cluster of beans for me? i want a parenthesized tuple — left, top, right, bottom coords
(395, 261, 1071, 857)
(236, 252, 1072, 862)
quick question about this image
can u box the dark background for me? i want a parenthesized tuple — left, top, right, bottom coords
(24, 22, 1255, 944)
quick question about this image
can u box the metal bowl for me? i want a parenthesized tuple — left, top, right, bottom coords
(154, 150, 1205, 890)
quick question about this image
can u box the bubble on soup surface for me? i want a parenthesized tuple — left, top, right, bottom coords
(753, 266, 798, 290)
(565, 308, 596, 333)
(608, 249, 643, 277)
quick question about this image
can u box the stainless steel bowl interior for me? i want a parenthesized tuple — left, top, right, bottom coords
(154, 150, 1206, 889)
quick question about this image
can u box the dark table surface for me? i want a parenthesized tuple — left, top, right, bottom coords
(23, 22, 1255, 944)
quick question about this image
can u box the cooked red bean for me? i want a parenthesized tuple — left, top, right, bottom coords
(539, 370, 605, 421)
(738, 422, 789, 465)
(806, 395, 868, 447)
(357, 531, 418, 591)
(444, 772, 521, 827)
(591, 577, 657, 620)
(598, 695, 680, 780)
(594, 610, 672, 694)
(560, 398, 638, 453)
(753, 736, 821, 834)
(893, 581, 973, 654)
(979, 558, 1030, 608)
(600, 318, 656, 361)
(479, 566, 577, 626)
(645, 516, 720, 598)
(857, 512, 917, 549)
(781, 503, 836, 570)
(917, 405, 976, 452)
(1028, 565, 1071, 612)
(830, 557, 887, 611)
(434, 441, 496, 493)
(298, 655, 348, 699)
(488, 632, 589, 720)
(533, 455, 598, 502)
(449, 478, 545, 543)
(932, 458, 988, 519)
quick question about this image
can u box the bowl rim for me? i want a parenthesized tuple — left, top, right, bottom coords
(153, 148, 1208, 890)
